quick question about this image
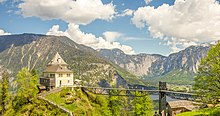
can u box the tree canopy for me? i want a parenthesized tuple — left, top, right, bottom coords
(0, 68, 68, 115)
(131, 91, 153, 116)
(0, 70, 11, 115)
(194, 43, 220, 104)
(13, 68, 39, 112)
(108, 89, 123, 116)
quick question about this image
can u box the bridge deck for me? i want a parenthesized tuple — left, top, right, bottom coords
(65, 85, 197, 100)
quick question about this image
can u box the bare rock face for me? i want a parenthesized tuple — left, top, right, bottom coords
(99, 45, 210, 78)
(149, 45, 209, 76)
(129, 54, 164, 76)
(98, 49, 165, 76)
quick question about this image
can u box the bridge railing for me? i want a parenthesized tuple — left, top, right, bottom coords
(67, 85, 198, 98)
(79, 86, 159, 97)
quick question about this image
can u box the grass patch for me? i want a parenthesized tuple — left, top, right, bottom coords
(177, 107, 220, 116)
(45, 88, 94, 115)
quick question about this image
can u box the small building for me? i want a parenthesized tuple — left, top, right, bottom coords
(40, 52, 74, 90)
(167, 100, 199, 116)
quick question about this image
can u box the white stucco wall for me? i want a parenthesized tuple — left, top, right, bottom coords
(55, 73, 74, 87)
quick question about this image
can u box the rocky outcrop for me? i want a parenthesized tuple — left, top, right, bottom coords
(149, 45, 209, 76)
(99, 49, 165, 76)
(99, 45, 210, 78)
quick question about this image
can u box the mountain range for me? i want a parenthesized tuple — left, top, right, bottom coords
(98, 45, 210, 84)
(0, 33, 140, 87)
(0, 33, 211, 86)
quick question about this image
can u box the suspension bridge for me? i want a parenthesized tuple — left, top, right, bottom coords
(40, 81, 198, 116)
(67, 81, 198, 116)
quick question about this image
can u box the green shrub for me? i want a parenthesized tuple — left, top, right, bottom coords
(210, 107, 220, 116)
(60, 88, 69, 98)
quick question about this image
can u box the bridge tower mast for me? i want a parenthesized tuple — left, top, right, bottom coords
(159, 81, 167, 116)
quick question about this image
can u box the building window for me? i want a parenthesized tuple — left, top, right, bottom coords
(50, 74, 55, 77)
(59, 74, 63, 77)
(67, 74, 70, 77)
(68, 80, 70, 83)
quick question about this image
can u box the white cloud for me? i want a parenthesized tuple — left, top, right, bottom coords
(117, 9, 134, 17)
(18, 0, 116, 25)
(47, 24, 135, 55)
(0, 0, 5, 3)
(144, 0, 152, 4)
(132, 0, 220, 53)
(19, 0, 135, 54)
(0, 29, 11, 35)
(165, 37, 197, 53)
(103, 31, 123, 42)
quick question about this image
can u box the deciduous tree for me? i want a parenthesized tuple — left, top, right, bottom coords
(131, 91, 153, 116)
(13, 68, 39, 112)
(194, 43, 220, 104)
(108, 89, 122, 116)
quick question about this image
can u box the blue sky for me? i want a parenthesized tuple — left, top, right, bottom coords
(0, 0, 220, 55)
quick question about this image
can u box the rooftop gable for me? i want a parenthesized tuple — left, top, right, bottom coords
(48, 52, 68, 66)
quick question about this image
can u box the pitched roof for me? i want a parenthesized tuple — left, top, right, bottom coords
(47, 52, 68, 66)
(168, 100, 199, 111)
(44, 65, 72, 73)
(44, 52, 72, 73)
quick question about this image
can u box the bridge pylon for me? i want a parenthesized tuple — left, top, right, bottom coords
(159, 81, 167, 116)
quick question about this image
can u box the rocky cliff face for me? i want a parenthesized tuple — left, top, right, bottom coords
(99, 49, 165, 76)
(99, 45, 210, 83)
(149, 45, 209, 76)
(0, 34, 138, 87)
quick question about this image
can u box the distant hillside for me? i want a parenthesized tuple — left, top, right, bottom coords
(99, 45, 210, 85)
(0, 34, 140, 87)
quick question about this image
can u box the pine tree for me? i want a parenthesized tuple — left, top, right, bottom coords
(194, 43, 220, 104)
(0, 71, 11, 115)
